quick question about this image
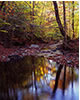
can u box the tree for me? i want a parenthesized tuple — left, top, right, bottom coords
(0, 1, 79, 45)
(63, 1, 67, 40)
(53, 1, 66, 38)
(68, 2, 71, 37)
(53, 1, 72, 41)
(72, 1, 74, 38)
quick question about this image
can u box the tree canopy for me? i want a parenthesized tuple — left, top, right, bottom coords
(0, 1, 79, 43)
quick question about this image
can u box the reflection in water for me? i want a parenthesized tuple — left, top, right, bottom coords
(0, 56, 79, 100)
(72, 66, 74, 88)
(52, 64, 63, 94)
(62, 65, 66, 93)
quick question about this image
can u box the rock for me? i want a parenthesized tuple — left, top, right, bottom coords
(55, 50, 62, 54)
(6, 58, 10, 62)
(52, 49, 57, 52)
(49, 40, 63, 49)
(22, 53, 26, 56)
(49, 44, 57, 49)
(24, 50, 27, 52)
(38, 53, 55, 57)
(8, 55, 21, 61)
(30, 44, 39, 48)
(20, 48, 25, 51)
(40, 49, 51, 53)
(67, 60, 72, 64)
(2, 56, 6, 59)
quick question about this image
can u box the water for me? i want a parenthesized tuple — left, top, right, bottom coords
(0, 56, 79, 100)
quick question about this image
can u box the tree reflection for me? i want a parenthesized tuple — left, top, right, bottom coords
(52, 64, 63, 94)
(72, 66, 74, 88)
(32, 56, 39, 100)
(0, 56, 46, 100)
(62, 65, 66, 94)
(52, 64, 77, 96)
(0, 55, 78, 100)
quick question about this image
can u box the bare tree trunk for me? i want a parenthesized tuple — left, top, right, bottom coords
(32, 1, 35, 21)
(29, 1, 36, 41)
(53, 1, 65, 37)
(63, 1, 66, 31)
(32, 1, 34, 34)
(63, 1, 67, 41)
(30, 1, 32, 34)
(69, 2, 70, 36)
(53, 1, 71, 41)
(72, 1, 74, 38)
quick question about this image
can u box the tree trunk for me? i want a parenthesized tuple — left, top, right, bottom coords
(30, 1, 32, 34)
(69, 2, 70, 36)
(29, 1, 36, 42)
(63, 1, 66, 31)
(53, 1, 66, 37)
(32, 1, 35, 20)
(63, 1, 67, 40)
(72, 1, 74, 38)
(32, 1, 35, 32)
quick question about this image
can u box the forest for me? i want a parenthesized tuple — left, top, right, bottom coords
(0, 1, 79, 100)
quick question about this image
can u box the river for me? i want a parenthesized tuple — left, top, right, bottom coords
(0, 56, 79, 100)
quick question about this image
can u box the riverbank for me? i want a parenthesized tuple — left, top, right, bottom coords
(0, 40, 79, 68)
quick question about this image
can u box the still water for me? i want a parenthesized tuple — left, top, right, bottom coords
(0, 56, 79, 100)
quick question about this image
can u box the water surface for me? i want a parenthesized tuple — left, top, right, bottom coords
(0, 56, 79, 100)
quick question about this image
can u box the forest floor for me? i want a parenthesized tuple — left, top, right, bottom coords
(0, 40, 79, 68)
